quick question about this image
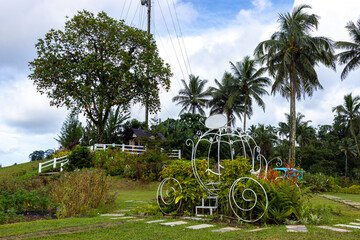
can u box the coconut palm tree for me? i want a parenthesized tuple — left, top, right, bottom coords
(208, 72, 244, 129)
(230, 56, 271, 131)
(332, 93, 360, 155)
(339, 137, 357, 179)
(335, 19, 360, 80)
(172, 75, 210, 116)
(254, 4, 335, 165)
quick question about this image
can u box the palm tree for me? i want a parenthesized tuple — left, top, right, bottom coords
(248, 124, 278, 157)
(332, 93, 360, 155)
(172, 75, 210, 116)
(335, 19, 360, 80)
(339, 138, 357, 178)
(208, 72, 244, 129)
(254, 4, 335, 165)
(230, 56, 271, 131)
(278, 112, 314, 149)
(104, 106, 130, 143)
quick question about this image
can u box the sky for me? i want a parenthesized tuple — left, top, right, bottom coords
(1, 0, 360, 167)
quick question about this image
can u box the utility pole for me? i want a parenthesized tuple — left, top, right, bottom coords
(141, 0, 151, 128)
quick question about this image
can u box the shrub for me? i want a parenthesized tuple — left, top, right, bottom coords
(51, 169, 116, 218)
(92, 149, 167, 181)
(65, 146, 93, 171)
(0, 189, 52, 215)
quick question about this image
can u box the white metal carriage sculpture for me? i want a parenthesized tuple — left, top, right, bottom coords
(157, 114, 283, 222)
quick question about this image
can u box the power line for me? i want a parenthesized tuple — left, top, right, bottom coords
(155, 0, 187, 82)
(131, 1, 141, 26)
(171, 0, 193, 75)
(120, 0, 127, 20)
(166, 0, 190, 77)
(124, 0, 133, 22)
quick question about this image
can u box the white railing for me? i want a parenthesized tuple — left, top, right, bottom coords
(161, 149, 181, 159)
(38, 155, 69, 173)
(90, 143, 181, 159)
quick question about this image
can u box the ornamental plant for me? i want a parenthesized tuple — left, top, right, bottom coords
(51, 168, 116, 218)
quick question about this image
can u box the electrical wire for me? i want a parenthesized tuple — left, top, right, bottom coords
(166, 0, 190, 77)
(171, 0, 193, 75)
(155, 0, 187, 82)
(124, 0, 133, 22)
(131, 1, 141, 27)
(120, 0, 127, 20)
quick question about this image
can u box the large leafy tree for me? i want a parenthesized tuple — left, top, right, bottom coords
(230, 56, 271, 131)
(335, 19, 360, 80)
(254, 4, 335, 165)
(29, 10, 172, 142)
(332, 93, 360, 155)
(172, 75, 210, 116)
(208, 72, 244, 129)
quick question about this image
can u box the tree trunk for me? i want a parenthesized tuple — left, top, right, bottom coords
(227, 110, 232, 133)
(349, 119, 360, 156)
(243, 101, 247, 132)
(289, 78, 297, 167)
(345, 153, 348, 179)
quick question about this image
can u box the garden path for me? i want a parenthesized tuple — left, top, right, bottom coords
(319, 195, 360, 209)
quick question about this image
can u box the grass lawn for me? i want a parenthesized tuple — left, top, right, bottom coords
(1, 176, 359, 239)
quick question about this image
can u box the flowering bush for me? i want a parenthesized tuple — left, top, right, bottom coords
(51, 168, 116, 218)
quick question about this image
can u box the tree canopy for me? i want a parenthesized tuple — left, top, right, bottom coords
(29, 10, 172, 142)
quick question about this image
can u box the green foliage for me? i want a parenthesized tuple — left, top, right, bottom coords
(333, 184, 360, 194)
(28, 10, 172, 142)
(28, 150, 44, 162)
(103, 106, 130, 144)
(158, 113, 207, 158)
(263, 180, 309, 224)
(172, 75, 210, 116)
(55, 109, 83, 150)
(65, 146, 93, 171)
(92, 149, 167, 181)
(303, 172, 332, 192)
(51, 169, 116, 218)
(0, 189, 51, 214)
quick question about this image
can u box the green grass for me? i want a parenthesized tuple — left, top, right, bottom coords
(325, 192, 360, 202)
(0, 160, 42, 181)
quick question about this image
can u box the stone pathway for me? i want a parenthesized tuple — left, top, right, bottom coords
(99, 211, 360, 235)
(317, 226, 352, 232)
(212, 227, 241, 232)
(186, 224, 214, 230)
(335, 224, 360, 229)
(286, 225, 308, 232)
(319, 194, 360, 209)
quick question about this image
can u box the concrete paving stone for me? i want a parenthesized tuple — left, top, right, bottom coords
(317, 226, 352, 232)
(286, 225, 308, 232)
(186, 224, 214, 230)
(100, 213, 125, 217)
(146, 220, 166, 223)
(319, 195, 342, 200)
(335, 224, 360, 229)
(248, 227, 269, 232)
(356, 219, 360, 222)
(117, 216, 136, 219)
(181, 217, 205, 221)
(160, 221, 188, 226)
(127, 218, 145, 222)
(349, 222, 360, 226)
(212, 227, 241, 232)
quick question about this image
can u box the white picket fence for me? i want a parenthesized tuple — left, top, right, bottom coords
(38, 155, 69, 173)
(38, 144, 181, 173)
